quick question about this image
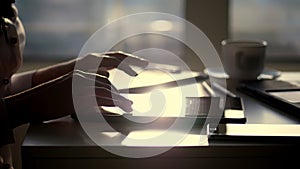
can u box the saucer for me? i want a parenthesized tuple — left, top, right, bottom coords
(203, 67, 281, 80)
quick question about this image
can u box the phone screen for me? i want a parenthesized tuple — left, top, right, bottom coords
(268, 91, 300, 103)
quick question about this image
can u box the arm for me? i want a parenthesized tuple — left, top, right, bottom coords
(10, 51, 148, 95)
(4, 70, 136, 129)
(5, 73, 75, 128)
(31, 51, 148, 87)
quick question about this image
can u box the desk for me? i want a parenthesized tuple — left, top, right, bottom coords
(21, 72, 300, 169)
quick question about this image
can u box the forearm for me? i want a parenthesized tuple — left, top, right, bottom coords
(9, 59, 76, 96)
(4, 73, 74, 128)
(32, 59, 76, 87)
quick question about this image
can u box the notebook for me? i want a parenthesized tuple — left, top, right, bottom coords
(237, 78, 300, 119)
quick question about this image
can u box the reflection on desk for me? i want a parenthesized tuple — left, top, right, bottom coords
(105, 69, 210, 117)
(21, 71, 300, 169)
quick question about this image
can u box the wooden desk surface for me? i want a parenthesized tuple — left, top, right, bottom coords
(22, 71, 300, 169)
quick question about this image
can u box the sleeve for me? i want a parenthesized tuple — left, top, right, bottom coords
(9, 70, 36, 95)
(0, 99, 14, 147)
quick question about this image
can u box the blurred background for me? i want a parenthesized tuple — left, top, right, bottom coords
(15, 0, 300, 70)
(10, 1, 300, 169)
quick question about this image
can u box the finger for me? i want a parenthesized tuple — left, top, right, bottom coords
(78, 85, 128, 106)
(82, 54, 138, 76)
(95, 77, 118, 92)
(87, 67, 109, 78)
(104, 51, 149, 67)
(96, 96, 133, 112)
(85, 68, 110, 78)
(76, 92, 133, 112)
(0, 155, 3, 164)
(73, 79, 118, 96)
(99, 107, 122, 116)
(97, 69, 109, 78)
(74, 69, 107, 79)
(80, 53, 145, 76)
(101, 56, 138, 76)
(94, 86, 128, 104)
(82, 53, 120, 68)
(94, 89, 133, 112)
(73, 70, 117, 92)
(117, 62, 138, 76)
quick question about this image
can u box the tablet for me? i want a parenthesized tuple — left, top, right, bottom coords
(238, 79, 300, 119)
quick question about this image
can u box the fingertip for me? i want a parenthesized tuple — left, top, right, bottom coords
(122, 99, 133, 112)
(122, 66, 138, 76)
(119, 103, 132, 112)
(130, 71, 138, 77)
(124, 106, 133, 113)
(141, 59, 150, 67)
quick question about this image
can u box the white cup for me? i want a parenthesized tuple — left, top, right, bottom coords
(221, 39, 267, 80)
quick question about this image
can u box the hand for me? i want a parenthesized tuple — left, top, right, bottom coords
(76, 51, 149, 76)
(5, 69, 133, 127)
(31, 51, 148, 88)
(72, 69, 133, 112)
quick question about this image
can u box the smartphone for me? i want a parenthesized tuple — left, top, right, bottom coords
(238, 80, 300, 119)
(208, 123, 300, 143)
(185, 96, 246, 123)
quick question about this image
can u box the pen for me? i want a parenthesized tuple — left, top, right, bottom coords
(211, 82, 237, 98)
(202, 81, 216, 97)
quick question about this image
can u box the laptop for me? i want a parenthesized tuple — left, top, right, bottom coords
(237, 77, 300, 119)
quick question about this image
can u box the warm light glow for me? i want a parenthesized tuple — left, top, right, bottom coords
(101, 132, 121, 138)
(127, 70, 184, 117)
(150, 20, 173, 31)
(122, 130, 208, 146)
(108, 69, 204, 117)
